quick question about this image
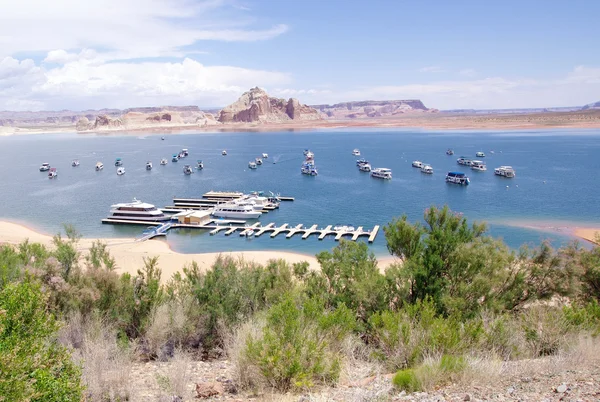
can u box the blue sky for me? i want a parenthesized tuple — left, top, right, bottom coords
(0, 0, 599, 110)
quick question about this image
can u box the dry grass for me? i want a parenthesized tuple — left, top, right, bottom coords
(59, 313, 134, 402)
(145, 299, 189, 360)
(155, 349, 193, 401)
(226, 315, 267, 392)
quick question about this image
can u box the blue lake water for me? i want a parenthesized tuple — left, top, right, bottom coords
(0, 128, 599, 257)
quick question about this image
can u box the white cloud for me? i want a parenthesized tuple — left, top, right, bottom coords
(0, 0, 288, 60)
(418, 66, 445, 73)
(0, 54, 291, 110)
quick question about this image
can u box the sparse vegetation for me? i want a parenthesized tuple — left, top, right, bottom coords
(1, 206, 599, 399)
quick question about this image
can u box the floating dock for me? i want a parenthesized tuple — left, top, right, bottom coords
(103, 219, 379, 244)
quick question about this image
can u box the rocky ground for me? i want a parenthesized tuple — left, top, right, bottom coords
(126, 349, 600, 402)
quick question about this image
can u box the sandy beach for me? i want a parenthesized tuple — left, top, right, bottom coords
(0, 221, 397, 281)
(497, 219, 600, 246)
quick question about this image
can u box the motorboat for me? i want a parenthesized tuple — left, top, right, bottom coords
(305, 151, 314, 159)
(39, 162, 51, 172)
(240, 194, 280, 210)
(446, 149, 454, 155)
(262, 153, 269, 158)
(116, 167, 125, 175)
(146, 161, 153, 170)
(457, 157, 472, 166)
(115, 158, 123, 167)
(71, 159, 80, 167)
(240, 229, 255, 237)
(255, 158, 263, 165)
(95, 162, 104, 171)
(178, 151, 186, 159)
(172, 154, 179, 162)
(412, 160, 423, 168)
(359, 163, 372, 172)
(334, 225, 355, 232)
(182, 148, 189, 157)
(476, 151, 486, 157)
(183, 165, 193, 175)
(301, 161, 318, 175)
(352, 149, 361, 156)
(446, 171, 470, 185)
(212, 202, 262, 219)
(160, 158, 168, 165)
(222, 150, 227, 155)
(107, 198, 170, 221)
(161, 136, 165, 140)
(248, 161, 257, 169)
(421, 164, 434, 174)
(356, 158, 369, 166)
(494, 166, 516, 178)
(196, 160, 204, 169)
(48, 167, 57, 179)
(371, 168, 392, 179)
(471, 160, 487, 171)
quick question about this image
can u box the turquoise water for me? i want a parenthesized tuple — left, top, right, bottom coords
(0, 128, 599, 257)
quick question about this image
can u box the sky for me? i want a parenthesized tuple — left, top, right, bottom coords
(1, 0, 599, 111)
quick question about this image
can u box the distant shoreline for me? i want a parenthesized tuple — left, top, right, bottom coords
(496, 219, 600, 246)
(2, 110, 600, 137)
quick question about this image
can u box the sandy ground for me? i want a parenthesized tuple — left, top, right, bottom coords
(573, 228, 600, 245)
(497, 219, 600, 247)
(0, 221, 397, 281)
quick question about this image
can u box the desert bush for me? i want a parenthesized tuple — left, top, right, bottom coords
(175, 256, 300, 352)
(155, 349, 193, 400)
(60, 312, 133, 402)
(392, 368, 421, 392)
(145, 299, 191, 360)
(0, 281, 83, 401)
(309, 240, 387, 323)
(239, 295, 356, 391)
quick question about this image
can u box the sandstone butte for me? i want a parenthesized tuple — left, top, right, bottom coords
(217, 87, 322, 123)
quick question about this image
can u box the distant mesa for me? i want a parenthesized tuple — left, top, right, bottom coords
(312, 99, 435, 119)
(581, 101, 600, 111)
(217, 87, 322, 123)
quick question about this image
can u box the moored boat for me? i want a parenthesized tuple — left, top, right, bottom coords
(412, 160, 423, 168)
(356, 158, 369, 166)
(262, 153, 269, 158)
(476, 151, 486, 157)
(494, 166, 516, 178)
(182, 148, 189, 157)
(255, 158, 263, 165)
(457, 157, 472, 166)
(160, 158, 168, 165)
(71, 159, 80, 167)
(196, 160, 204, 169)
(359, 163, 372, 172)
(212, 202, 262, 219)
(183, 165, 193, 175)
(371, 168, 392, 179)
(301, 161, 318, 176)
(48, 167, 58, 178)
(107, 198, 170, 222)
(248, 161, 257, 169)
(222, 150, 227, 155)
(116, 167, 125, 175)
(352, 149, 361, 156)
(446, 171, 470, 185)
(172, 154, 179, 162)
(115, 158, 123, 167)
(421, 164, 434, 174)
(446, 149, 454, 155)
(471, 160, 487, 171)
(146, 161, 153, 170)
(39, 162, 51, 172)
(95, 162, 104, 171)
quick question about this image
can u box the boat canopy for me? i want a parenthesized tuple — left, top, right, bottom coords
(448, 172, 466, 177)
(115, 157, 122, 161)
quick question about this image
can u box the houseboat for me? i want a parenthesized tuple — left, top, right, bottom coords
(39, 162, 51, 172)
(412, 161, 423, 168)
(212, 203, 262, 219)
(421, 164, 434, 174)
(371, 168, 392, 179)
(471, 160, 487, 171)
(494, 166, 516, 178)
(446, 171, 470, 185)
(457, 157, 472, 166)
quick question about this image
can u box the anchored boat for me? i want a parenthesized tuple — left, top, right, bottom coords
(446, 171, 470, 185)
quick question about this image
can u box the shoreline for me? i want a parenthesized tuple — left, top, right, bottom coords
(0, 221, 398, 281)
(2, 114, 600, 137)
(496, 219, 600, 246)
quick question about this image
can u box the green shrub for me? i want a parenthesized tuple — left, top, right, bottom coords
(0, 281, 83, 401)
(241, 296, 355, 391)
(439, 354, 467, 373)
(392, 368, 421, 392)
